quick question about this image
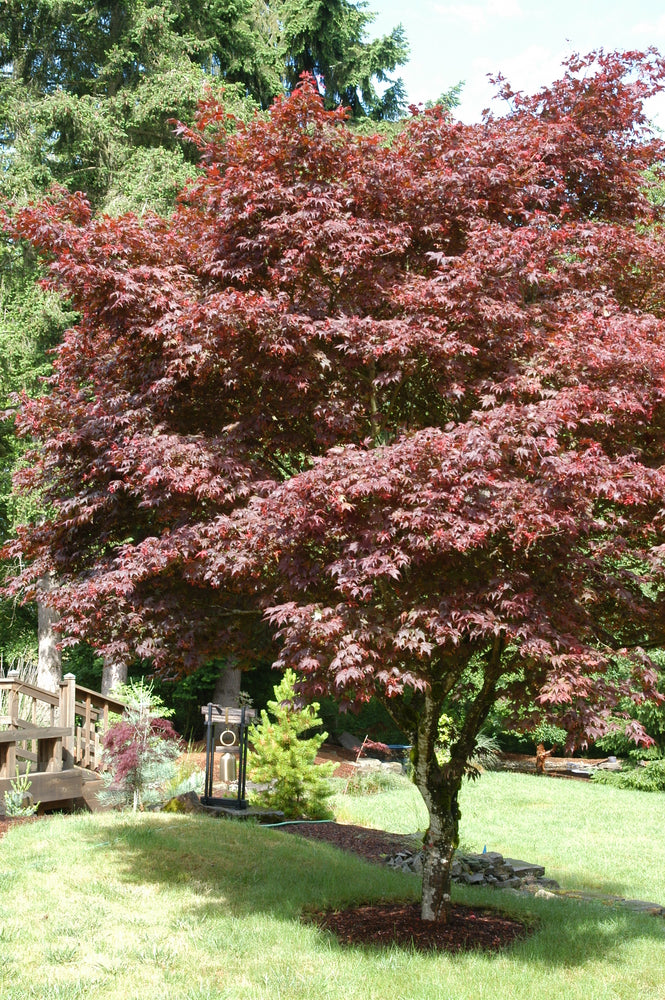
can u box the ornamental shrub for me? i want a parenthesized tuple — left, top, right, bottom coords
(101, 680, 182, 810)
(3, 763, 40, 817)
(247, 670, 334, 819)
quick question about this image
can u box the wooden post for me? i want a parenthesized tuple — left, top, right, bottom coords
(6, 669, 19, 728)
(0, 741, 16, 779)
(59, 673, 76, 766)
(38, 735, 63, 773)
(83, 694, 92, 767)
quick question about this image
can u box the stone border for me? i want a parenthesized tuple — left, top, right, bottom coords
(386, 848, 665, 916)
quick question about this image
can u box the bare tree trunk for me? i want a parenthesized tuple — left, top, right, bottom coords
(37, 574, 62, 693)
(101, 659, 127, 696)
(213, 660, 242, 708)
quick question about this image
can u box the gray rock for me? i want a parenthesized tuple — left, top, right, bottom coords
(338, 732, 363, 751)
(504, 859, 546, 878)
(622, 899, 665, 916)
(408, 853, 424, 874)
(499, 877, 523, 889)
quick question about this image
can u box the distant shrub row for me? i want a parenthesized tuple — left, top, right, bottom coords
(592, 759, 665, 793)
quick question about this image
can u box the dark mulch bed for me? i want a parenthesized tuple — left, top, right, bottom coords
(307, 900, 528, 953)
(280, 820, 421, 864)
(280, 821, 530, 954)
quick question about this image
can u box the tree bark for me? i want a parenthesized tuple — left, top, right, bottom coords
(410, 637, 507, 922)
(37, 574, 62, 693)
(411, 687, 461, 922)
(101, 659, 127, 695)
(213, 660, 242, 708)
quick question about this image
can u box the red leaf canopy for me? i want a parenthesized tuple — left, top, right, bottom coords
(5, 51, 665, 743)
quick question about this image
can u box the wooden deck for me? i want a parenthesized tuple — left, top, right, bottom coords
(0, 672, 124, 815)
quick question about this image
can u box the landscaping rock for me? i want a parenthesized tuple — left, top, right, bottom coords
(387, 847, 559, 896)
(355, 758, 383, 770)
(163, 791, 209, 814)
(338, 732, 363, 751)
(504, 859, 546, 878)
(385, 847, 665, 918)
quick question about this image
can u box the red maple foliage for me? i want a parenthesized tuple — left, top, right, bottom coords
(5, 51, 665, 919)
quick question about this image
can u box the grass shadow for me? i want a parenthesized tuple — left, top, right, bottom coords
(76, 812, 665, 967)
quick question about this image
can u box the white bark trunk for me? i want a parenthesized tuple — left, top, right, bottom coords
(37, 574, 62, 693)
(101, 659, 127, 695)
(213, 662, 242, 708)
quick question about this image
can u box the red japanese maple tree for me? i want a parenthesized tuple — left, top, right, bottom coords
(5, 51, 665, 920)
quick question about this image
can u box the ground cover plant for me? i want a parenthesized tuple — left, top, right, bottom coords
(6, 50, 665, 923)
(1, 772, 665, 1000)
(592, 758, 665, 792)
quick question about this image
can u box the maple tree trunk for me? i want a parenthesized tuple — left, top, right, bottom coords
(420, 799, 459, 922)
(411, 688, 461, 922)
(102, 658, 127, 696)
(37, 574, 62, 694)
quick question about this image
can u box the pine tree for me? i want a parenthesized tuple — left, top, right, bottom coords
(275, 0, 409, 119)
(247, 670, 334, 819)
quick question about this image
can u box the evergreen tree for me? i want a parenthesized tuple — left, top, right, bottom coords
(247, 670, 334, 819)
(0, 1, 263, 212)
(275, 0, 409, 119)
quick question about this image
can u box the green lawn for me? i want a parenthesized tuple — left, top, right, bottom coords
(0, 775, 663, 1000)
(333, 770, 665, 904)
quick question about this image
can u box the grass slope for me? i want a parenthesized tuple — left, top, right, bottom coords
(0, 775, 663, 1000)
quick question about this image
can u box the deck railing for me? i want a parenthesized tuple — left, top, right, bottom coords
(0, 671, 126, 771)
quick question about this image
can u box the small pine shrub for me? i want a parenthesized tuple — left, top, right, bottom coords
(247, 670, 335, 819)
(592, 758, 665, 793)
(3, 764, 40, 817)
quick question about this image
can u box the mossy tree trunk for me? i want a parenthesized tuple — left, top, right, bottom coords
(404, 636, 506, 922)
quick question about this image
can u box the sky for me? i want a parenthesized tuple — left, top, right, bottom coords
(369, 0, 665, 127)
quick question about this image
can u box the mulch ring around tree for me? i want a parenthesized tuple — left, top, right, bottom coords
(305, 901, 529, 953)
(280, 822, 531, 953)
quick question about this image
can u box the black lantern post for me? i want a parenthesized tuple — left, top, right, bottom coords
(201, 703, 255, 809)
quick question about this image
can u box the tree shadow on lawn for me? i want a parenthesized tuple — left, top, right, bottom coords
(93, 814, 665, 965)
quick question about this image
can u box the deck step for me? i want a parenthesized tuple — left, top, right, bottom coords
(74, 767, 109, 812)
(0, 768, 83, 816)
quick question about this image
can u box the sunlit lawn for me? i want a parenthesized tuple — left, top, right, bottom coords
(0, 773, 663, 1000)
(332, 769, 665, 904)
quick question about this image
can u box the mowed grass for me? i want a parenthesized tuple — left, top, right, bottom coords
(0, 776, 662, 1000)
(332, 770, 665, 905)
